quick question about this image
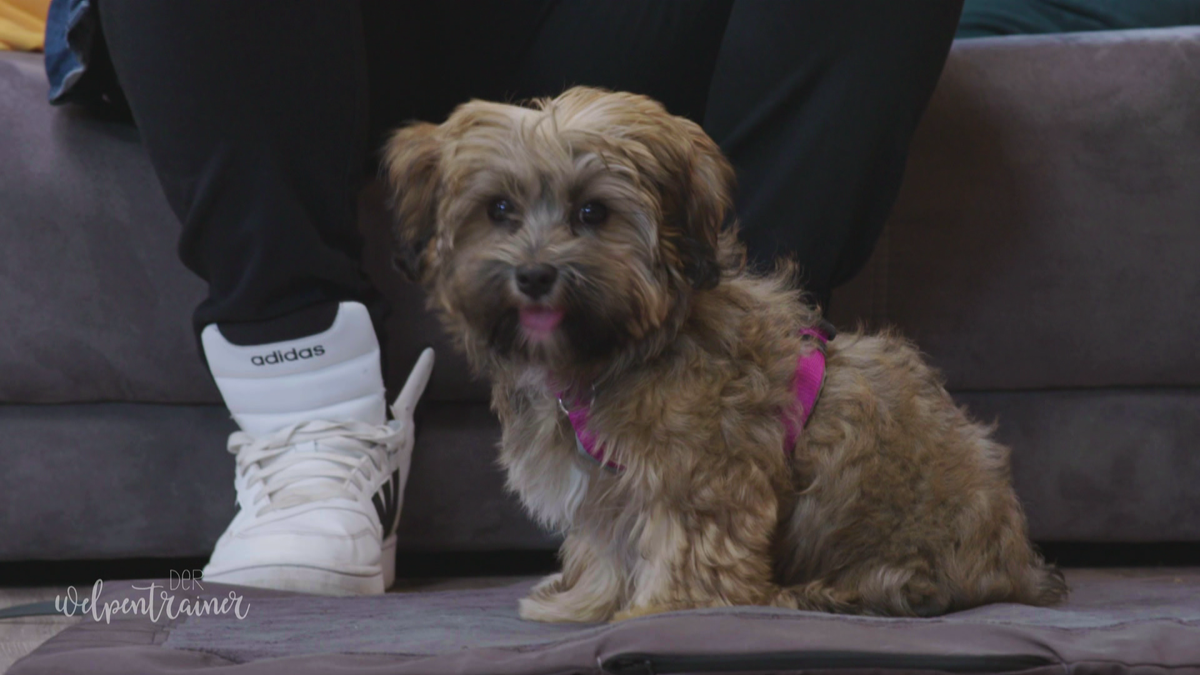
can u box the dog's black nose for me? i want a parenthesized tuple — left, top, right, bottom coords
(515, 263, 558, 299)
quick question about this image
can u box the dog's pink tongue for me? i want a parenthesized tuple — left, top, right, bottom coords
(519, 306, 564, 338)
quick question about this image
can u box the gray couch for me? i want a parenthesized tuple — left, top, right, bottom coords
(2, 27, 1198, 565)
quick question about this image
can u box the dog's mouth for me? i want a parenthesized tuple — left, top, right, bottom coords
(518, 305, 565, 341)
(479, 268, 629, 367)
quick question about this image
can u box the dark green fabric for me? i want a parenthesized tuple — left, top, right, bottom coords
(958, 0, 1200, 38)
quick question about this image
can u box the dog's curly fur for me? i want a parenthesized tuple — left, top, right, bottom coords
(384, 86, 1068, 622)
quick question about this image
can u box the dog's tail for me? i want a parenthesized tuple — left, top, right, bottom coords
(775, 559, 1067, 617)
(772, 581, 863, 615)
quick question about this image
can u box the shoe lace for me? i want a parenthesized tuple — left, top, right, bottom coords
(229, 419, 402, 517)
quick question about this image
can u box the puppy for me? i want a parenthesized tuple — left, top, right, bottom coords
(384, 87, 1067, 622)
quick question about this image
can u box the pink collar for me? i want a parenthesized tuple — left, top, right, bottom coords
(559, 324, 834, 474)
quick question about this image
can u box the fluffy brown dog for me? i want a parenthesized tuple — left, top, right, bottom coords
(383, 86, 1067, 622)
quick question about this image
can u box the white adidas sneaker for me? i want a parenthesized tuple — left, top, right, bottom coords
(199, 302, 434, 595)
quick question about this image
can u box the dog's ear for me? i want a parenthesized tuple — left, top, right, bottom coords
(383, 122, 442, 282)
(677, 124, 734, 290)
(644, 117, 735, 291)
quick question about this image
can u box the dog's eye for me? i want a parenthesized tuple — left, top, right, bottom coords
(575, 201, 608, 226)
(487, 198, 515, 223)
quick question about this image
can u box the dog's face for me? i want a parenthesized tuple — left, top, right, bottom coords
(384, 87, 734, 376)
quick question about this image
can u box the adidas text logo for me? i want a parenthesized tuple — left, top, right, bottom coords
(250, 345, 326, 366)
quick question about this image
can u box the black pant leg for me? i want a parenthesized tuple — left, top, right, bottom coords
(480, 0, 732, 124)
(358, 0, 731, 137)
(705, 0, 964, 309)
(389, 1, 961, 312)
(98, 1, 377, 342)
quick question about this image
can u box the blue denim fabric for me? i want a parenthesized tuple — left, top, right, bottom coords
(44, 0, 101, 104)
(957, 0, 1200, 38)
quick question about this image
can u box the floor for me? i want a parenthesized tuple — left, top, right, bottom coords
(0, 576, 530, 673)
(0, 587, 76, 674)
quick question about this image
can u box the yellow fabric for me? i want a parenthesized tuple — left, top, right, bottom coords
(0, 0, 50, 51)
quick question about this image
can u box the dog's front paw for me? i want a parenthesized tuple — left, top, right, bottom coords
(530, 572, 564, 596)
(518, 573, 615, 623)
(519, 592, 601, 623)
(611, 604, 675, 622)
(519, 594, 574, 623)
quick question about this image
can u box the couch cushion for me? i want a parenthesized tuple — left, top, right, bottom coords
(8, 29, 1200, 404)
(0, 52, 219, 405)
(0, 401, 554, 561)
(830, 27, 1200, 391)
(4, 388, 1196, 561)
(0, 52, 484, 405)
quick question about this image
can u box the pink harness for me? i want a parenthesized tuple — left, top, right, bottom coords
(559, 325, 834, 474)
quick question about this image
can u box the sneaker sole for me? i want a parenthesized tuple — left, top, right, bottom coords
(204, 537, 398, 596)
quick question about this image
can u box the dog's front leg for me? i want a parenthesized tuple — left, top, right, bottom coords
(616, 472, 782, 621)
(519, 532, 624, 623)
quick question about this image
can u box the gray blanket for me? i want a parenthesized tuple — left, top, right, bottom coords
(10, 569, 1200, 674)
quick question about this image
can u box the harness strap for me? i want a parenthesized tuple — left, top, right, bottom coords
(560, 322, 836, 474)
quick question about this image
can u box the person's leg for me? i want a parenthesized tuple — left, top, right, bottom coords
(98, 1, 431, 595)
(98, 1, 378, 340)
(395, 1, 962, 312)
(705, 1, 964, 309)
(360, 1, 731, 146)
